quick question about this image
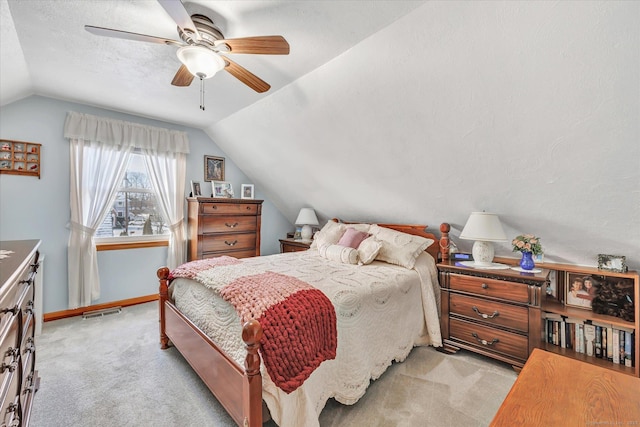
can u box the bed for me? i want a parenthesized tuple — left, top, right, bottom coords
(157, 221, 451, 427)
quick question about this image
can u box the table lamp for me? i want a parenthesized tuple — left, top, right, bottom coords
(459, 212, 508, 266)
(295, 208, 319, 241)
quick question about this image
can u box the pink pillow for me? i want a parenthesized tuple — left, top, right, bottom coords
(337, 227, 369, 249)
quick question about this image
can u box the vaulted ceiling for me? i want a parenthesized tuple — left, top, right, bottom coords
(2, 1, 638, 269)
(0, 0, 425, 127)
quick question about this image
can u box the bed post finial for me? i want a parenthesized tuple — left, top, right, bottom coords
(439, 223, 451, 262)
(242, 319, 263, 376)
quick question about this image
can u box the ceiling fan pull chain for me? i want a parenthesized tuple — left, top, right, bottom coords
(200, 75, 205, 111)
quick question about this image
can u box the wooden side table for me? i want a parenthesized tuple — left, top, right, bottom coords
(279, 238, 311, 253)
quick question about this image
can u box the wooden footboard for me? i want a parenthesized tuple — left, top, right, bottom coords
(157, 268, 263, 427)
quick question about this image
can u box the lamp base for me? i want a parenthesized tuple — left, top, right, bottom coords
(300, 224, 313, 241)
(472, 240, 495, 266)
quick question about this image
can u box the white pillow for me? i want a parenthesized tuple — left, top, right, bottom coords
(357, 236, 382, 265)
(318, 243, 359, 265)
(369, 224, 434, 269)
(310, 220, 346, 249)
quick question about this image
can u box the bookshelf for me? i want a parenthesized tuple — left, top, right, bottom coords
(494, 257, 639, 377)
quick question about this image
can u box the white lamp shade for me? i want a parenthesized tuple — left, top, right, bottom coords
(295, 208, 319, 226)
(459, 212, 507, 265)
(459, 212, 507, 242)
(176, 46, 225, 79)
(295, 208, 319, 241)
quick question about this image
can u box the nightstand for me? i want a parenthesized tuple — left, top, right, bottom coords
(437, 261, 549, 371)
(279, 238, 311, 253)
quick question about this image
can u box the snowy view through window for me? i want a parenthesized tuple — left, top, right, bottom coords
(96, 152, 169, 238)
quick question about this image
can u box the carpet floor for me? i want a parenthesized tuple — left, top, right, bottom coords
(30, 302, 517, 426)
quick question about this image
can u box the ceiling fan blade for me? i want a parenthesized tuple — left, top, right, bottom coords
(222, 56, 270, 93)
(85, 25, 181, 45)
(215, 36, 290, 55)
(157, 0, 199, 38)
(171, 64, 194, 86)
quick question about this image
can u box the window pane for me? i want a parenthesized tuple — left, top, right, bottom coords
(96, 153, 169, 238)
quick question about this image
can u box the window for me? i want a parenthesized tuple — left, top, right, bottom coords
(95, 151, 169, 241)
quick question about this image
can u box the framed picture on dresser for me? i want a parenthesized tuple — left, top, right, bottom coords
(190, 180, 202, 197)
(213, 181, 233, 198)
(241, 184, 254, 199)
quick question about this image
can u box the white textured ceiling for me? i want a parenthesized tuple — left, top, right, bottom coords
(0, 0, 425, 127)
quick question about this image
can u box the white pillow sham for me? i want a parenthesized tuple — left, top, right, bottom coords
(369, 224, 434, 269)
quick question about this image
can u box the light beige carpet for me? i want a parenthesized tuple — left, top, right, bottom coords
(31, 302, 517, 426)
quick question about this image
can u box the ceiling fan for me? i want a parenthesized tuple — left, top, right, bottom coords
(85, 0, 289, 108)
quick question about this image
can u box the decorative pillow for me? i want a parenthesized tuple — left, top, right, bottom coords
(318, 243, 359, 265)
(337, 227, 370, 249)
(310, 220, 346, 249)
(357, 236, 382, 265)
(369, 224, 434, 269)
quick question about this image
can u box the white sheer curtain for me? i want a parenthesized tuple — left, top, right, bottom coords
(64, 112, 189, 308)
(143, 149, 187, 269)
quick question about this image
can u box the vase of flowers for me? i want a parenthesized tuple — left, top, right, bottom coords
(512, 234, 542, 270)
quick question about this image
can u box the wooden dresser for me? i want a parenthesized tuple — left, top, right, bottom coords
(0, 240, 41, 427)
(438, 261, 549, 370)
(187, 198, 263, 261)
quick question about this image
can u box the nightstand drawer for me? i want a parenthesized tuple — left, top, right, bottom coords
(450, 293, 528, 333)
(449, 318, 528, 361)
(449, 274, 529, 303)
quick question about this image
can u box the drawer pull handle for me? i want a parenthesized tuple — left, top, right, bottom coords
(481, 283, 488, 289)
(471, 333, 499, 347)
(225, 222, 239, 228)
(225, 240, 238, 246)
(1, 360, 18, 373)
(472, 306, 499, 319)
(246, 206, 251, 210)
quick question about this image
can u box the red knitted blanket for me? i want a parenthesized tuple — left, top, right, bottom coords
(170, 259, 337, 394)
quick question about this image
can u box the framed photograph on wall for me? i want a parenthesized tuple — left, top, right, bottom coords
(204, 155, 225, 182)
(241, 184, 255, 199)
(565, 272, 597, 310)
(190, 180, 202, 197)
(213, 181, 234, 198)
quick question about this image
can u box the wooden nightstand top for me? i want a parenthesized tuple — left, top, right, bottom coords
(279, 238, 311, 253)
(438, 260, 550, 284)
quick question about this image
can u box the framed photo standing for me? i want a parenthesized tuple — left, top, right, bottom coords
(241, 184, 255, 199)
(597, 254, 627, 273)
(565, 272, 597, 310)
(190, 180, 202, 197)
(204, 155, 225, 182)
(213, 181, 234, 198)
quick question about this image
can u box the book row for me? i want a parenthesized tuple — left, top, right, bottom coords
(544, 314, 635, 367)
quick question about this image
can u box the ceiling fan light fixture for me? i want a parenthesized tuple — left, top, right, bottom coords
(176, 45, 224, 79)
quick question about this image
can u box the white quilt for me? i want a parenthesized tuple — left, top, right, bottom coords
(170, 250, 442, 427)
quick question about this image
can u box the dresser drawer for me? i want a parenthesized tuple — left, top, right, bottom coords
(201, 203, 259, 215)
(450, 293, 528, 333)
(449, 318, 528, 361)
(202, 248, 257, 260)
(201, 233, 256, 253)
(449, 274, 529, 303)
(199, 216, 257, 234)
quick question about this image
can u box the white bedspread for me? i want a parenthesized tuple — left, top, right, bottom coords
(170, 250, 441, 427)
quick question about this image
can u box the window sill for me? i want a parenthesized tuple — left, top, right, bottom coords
(96, 239, 169, 251)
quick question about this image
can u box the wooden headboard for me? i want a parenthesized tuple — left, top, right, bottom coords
(332, 219, 450, 262)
